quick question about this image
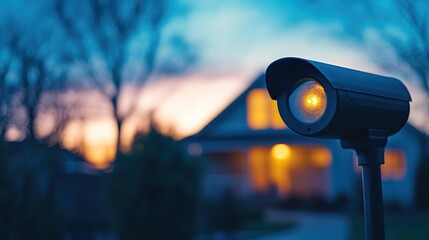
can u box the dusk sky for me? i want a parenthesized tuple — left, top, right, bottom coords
(2, 3, 429, 238)
(2, 0, 427, 165)
(140, 0, 426, 139)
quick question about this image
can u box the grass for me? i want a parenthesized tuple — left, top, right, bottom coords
(237, 219, 296, 239)
(242, 219, 296, 232)
(349, 211, 429, 240)
(196, 220, 295, 239)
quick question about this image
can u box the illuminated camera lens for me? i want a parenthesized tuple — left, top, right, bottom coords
(289, 78, 327, 123)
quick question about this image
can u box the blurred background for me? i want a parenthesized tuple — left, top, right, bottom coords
(1, 0, 429, 239)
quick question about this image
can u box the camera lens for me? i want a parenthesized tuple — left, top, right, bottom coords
(289, 78, 327, 123)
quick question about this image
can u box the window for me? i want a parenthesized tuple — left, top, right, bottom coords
(382, 149, 406, 180)
(248, 144, 332, 197)
(354, 149, 407, 181)
(246, 89, 286, 130)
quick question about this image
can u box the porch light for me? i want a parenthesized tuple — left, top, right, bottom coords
(271, 144, 290, 160)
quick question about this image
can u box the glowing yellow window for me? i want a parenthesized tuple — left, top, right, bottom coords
(248, 144, 331, 197)
(382, 149, 406, 180)
(248, 147, 270, 192)
(247, 89, 286, 130)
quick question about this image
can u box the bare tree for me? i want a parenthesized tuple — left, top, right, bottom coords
(0, 26, 20, 141)
(302, 0, 429, 91)
(53, 0, 193, 154)
(386, 0, 429, 92)
(36, 89, 70, 145)
(5, 27, 49, 143)
(0, 50, 11, 140)
(0, 7, 70, 144)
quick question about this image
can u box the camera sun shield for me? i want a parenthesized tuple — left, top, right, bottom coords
(265, 57, 411, 140)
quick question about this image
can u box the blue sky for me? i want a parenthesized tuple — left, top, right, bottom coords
(172, 0, 365, 74)
(1, 0, 427, 147)
(145, 0, 425, 137)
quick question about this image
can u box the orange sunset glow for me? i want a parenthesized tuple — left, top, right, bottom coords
(7, 0, 424, 170)
(60, 69, 425, 169)
(53, 73, 252, 167)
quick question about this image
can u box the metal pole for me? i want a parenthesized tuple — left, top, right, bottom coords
(357, 147, 385, 240)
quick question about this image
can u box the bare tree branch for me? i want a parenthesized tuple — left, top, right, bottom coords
(52, 0, 172, 153)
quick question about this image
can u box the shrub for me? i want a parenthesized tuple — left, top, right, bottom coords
(106, 128, 202, 240)
(0, 142, 66, 240)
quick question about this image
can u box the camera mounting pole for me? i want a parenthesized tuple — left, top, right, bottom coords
(341, 131, 387, 240)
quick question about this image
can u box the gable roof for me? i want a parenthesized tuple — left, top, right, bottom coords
(185, 73, 428, 143)
(186, 73, 293, 142)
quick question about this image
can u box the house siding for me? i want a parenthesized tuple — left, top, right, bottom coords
(185, 75, 427, 208)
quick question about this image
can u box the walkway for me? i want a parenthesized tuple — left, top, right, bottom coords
(253, 210, 350, 240)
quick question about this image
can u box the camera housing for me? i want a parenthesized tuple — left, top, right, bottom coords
(265, 57, 411, 145)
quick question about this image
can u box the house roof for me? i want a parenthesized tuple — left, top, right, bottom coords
(185, 73, 265, 141)
(185, 73, 428, 143)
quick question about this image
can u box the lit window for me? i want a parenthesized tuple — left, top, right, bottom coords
(247, 89, 286, 130)
(382, 149, 406, 180)
(248, 145, 331, 197)
(248, 147, 270, 192)
(271, 101, 285, 129)
(353, 149, 407, 180)
(310, 148, 332, 168)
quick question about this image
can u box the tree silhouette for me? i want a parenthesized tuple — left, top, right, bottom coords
(54, 0, 196, 155)
(0, 22, 47, 142)
(303, 0, 429, 92)
(0, 4, 71, 143)
(0, 37, 13, 140)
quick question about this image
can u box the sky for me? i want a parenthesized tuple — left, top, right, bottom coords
(139, 0, 426, 139)
(2, 0, 427, 166)
(64, 0, 428, 166)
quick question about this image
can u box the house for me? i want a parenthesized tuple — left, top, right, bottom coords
(184, 74, 428, 208)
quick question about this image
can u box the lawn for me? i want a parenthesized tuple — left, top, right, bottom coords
(349, 212, 429, 240)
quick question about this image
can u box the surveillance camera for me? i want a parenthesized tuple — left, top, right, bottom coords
(265, 57, 411, 145)
(266, 57, 409, 238)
